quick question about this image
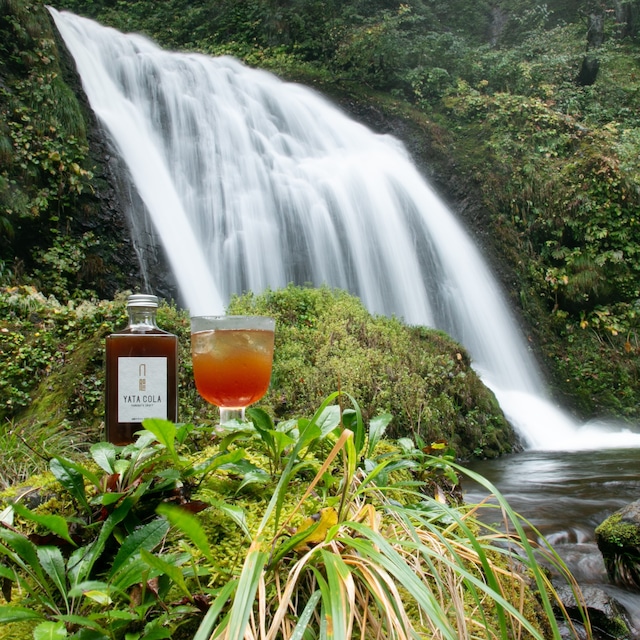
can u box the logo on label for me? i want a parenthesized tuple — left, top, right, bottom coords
(118, 357, 168, 422)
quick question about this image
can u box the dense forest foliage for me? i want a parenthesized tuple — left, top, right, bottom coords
(1, 0, 640, 422)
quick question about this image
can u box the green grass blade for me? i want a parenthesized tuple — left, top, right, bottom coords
(289, 590, 321, 640)
(318, 550, 352, 640)
(343, 525, 457, 639)
(192, 579, 238, 640)
(225, 546, 269, 640)
(452, 461, 569, 639)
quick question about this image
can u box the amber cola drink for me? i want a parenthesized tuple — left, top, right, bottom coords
(105, 294, 178, 444)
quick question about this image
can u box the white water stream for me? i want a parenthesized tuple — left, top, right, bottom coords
(50, 8, 640, 451)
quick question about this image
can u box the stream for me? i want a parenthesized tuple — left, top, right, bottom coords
(465, 448, 640, 635)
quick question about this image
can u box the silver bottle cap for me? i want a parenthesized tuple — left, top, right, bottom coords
(127, 294, 159, 308)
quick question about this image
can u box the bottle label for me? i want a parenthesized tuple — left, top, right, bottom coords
(118, 357, 168, 422)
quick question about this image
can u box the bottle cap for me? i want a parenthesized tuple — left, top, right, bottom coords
(127, 294, 159, 308)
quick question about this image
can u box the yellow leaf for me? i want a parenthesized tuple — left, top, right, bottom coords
(293, 507, 338, 552)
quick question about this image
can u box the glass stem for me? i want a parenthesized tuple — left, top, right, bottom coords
(219, 407, 246, 424)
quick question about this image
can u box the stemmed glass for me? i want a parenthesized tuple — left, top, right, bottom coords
(190, 315, 275, 423)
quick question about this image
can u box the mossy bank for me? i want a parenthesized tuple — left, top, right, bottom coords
(0, 284, 514, 489)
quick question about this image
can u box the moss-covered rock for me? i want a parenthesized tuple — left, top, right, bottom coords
(228, 285, 515, 459)
(0, 285, 514, 490)
(595, 500, 640, 591)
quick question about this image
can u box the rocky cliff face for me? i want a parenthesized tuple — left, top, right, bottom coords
(50, 10, 178, 301)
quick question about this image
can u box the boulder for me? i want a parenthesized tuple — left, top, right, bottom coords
(555, 584, 631, 639)
(596, 500, 640, 591)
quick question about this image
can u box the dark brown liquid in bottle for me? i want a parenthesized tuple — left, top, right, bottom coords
(105, 328, 178, 445)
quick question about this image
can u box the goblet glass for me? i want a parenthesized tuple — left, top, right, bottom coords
(190, 315, 275, 423)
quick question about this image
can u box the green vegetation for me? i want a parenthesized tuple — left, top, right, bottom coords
(19, 0, 635, 421)
(595, 508, 640, 591)
(0, 284, 513, 491)
(0, 0, 139, 301)
(0, 400, 590, 639)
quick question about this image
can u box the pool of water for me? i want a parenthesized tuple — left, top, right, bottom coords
(464, 448, 640, 634)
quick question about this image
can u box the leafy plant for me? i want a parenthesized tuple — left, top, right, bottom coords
(190, 394, 590, 640)
(0, 395, 592, 639)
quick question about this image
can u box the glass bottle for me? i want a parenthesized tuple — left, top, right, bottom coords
(105, 294, 178, 444)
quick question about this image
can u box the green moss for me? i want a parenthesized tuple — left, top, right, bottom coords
(1, 284, 514, 490)
(228, 285, 514, 459)
(595, 513, 640, 549)
(0, 621, 38, 640)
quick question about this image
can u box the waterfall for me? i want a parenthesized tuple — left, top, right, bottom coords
(50, 8, 640, 451)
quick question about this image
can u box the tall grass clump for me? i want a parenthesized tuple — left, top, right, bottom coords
(0, 392, 590, 639)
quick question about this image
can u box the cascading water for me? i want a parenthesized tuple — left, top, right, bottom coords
(50, 8, 640, 451)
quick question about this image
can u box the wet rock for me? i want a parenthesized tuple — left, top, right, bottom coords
(555, 584, 632, 639)
(596, 501, 640, 592)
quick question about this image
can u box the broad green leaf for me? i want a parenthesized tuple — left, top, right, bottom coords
(175, 421, 196, 445)
(397, 437, 415, 453)
(210, 500, 251, 540)
(195, 448, 245, 477)
(139, 548, 191, 599)
(109, 557, 160, 592)
(113, 459, 131, 476)
(366, 413, 392, 457)
(156, 503, 214, 563)
(67, 580, 112, 598)
(235, 469, 270, 493)
(55, 613, 108, 634)
(246, 406, 274, 432)
(140, 418, 178, 461)
(90, 442, 117, 474)
(275, 418, 299, 434)
(37, 546, 68, 602)
(271, 430, 295, 455)
(339, 393, 365, 455)
(33, 620, 67, 640)
(0, 604, 44, 623)
(217, 425, 255, 451)
(0, 563, 15, 580)
(108, 517, 170, 578)
(314, 405, 341, 436)
(95, 492, 126, 506)
(132, 628, 172, 640)
(82, 590, 113, 605)
(12, 503, 76, 547)
(67, 497, 134, 587)
(49, 458, 91, 513)
(0, 528, 46, 584)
